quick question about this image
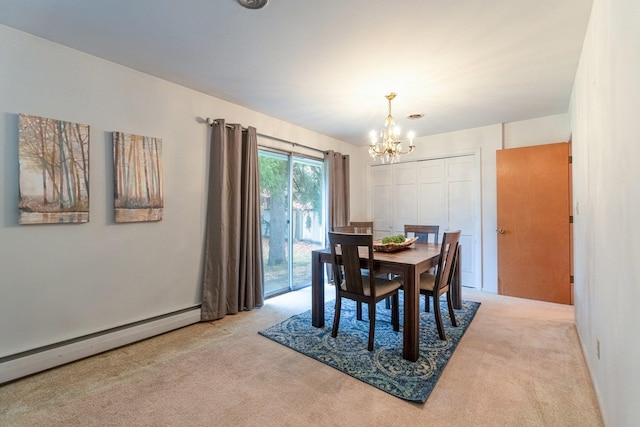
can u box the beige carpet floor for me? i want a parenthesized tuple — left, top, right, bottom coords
(0, 287, 603, 426)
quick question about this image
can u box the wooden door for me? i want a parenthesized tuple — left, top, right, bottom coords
(496, 143, 571, 304)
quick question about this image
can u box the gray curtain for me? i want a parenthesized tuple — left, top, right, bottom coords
(201, 119, 264, 321)
(325, 150, 350, 236)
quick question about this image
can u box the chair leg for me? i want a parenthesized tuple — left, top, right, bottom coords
(385, 273, 398, 310)
(424, 294, 430, 312)
(368, 303, 376, 351)
(446, 291, 457, 327)
(331, 297, 342, 338)
(356, 301, 363, 321)
(391, 293, 400, 332)
(432, 294, 446, 340)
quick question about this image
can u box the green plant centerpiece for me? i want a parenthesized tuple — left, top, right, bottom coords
(381, 234, 406, 244)
(374, 234, 416, 252)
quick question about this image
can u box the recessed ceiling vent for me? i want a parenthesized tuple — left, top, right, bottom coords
(236, 0, 269, 9)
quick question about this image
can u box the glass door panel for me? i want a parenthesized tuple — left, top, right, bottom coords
(259, 150, 325, 297)
(259, 151, 291, 296)
(291, 157, 325, 290)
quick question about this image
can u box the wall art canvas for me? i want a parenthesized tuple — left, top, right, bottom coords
(113, 132, 163, 222)
(18, 114, 90, 224)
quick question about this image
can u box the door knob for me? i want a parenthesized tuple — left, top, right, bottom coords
(498, 228, 505, 234)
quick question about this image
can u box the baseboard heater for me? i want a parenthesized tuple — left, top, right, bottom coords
(0, 305, 201, 385)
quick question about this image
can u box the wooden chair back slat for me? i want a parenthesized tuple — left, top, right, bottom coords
(433, 230, 461, 293)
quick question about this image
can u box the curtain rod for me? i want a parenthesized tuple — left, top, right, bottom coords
(205, 117, 325, 154)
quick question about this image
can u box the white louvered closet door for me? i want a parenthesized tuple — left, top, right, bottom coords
(372, 154, 481, 289)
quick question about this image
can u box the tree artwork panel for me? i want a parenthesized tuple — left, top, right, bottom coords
(18, 114, 90, 224)
(113, 132, 163, 222)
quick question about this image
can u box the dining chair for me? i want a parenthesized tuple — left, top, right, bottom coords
(350, 221, 374, 234)
(332, 225, 356, 233)
(404, 224, 439, 243)
(331, 224, 376, 310)
(342, 222, 386, 317)
(328, 232, 401, 351)
(419, 230, 461, 340)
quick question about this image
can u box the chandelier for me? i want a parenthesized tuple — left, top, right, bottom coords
(368, 92, 415, 163)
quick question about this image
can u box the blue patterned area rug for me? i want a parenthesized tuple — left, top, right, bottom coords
(259, 296, 480, 403)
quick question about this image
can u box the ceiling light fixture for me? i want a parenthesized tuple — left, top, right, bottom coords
(235, 0, 269, 9)
(368, 93, 415, 164)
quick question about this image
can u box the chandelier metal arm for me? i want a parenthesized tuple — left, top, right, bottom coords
(368, 143, 415, 156)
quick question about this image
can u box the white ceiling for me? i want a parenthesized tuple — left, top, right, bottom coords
(0, 0, 593, 145)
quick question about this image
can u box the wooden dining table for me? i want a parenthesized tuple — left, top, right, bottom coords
(311, 242, 461, 362)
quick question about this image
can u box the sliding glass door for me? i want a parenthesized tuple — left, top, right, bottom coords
(259, 150, 325, 297)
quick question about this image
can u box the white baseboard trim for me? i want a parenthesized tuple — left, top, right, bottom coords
(0, 307, 201, 385)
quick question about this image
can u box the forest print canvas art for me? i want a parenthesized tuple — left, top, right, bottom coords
(18, 114, 90, 224)
(113, 132, 163, 222)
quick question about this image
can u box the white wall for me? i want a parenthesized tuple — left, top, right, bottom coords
(0, 25, 364, 360)
(570, 0, 640, 425)
(503, 113, 571, 148)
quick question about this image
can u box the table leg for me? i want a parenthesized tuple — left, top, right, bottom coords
(311, 251, 325, 328)
(402, 264, 420, 362)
